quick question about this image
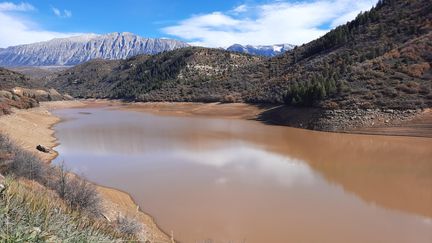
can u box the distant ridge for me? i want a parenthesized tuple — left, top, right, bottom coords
(226, 43, 295, 57)
(0, 32, 189, 66)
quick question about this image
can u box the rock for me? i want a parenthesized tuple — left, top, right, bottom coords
(25, 89, 50, 101)
(0, 173, 5, 194)
(36, 145, 50, 153)
(0, 90, 12, 99)
(11, 87, 24, 96)
(48, 88, 64, 101)
(63, 94, 74, 100)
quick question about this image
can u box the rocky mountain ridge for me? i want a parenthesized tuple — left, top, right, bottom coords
(0, 32, 189, 66)
(226, 43, 295, 57)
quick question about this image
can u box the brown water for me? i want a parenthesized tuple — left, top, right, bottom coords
(52, 105, 432, 243)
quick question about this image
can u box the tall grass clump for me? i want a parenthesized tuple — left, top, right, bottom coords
(115, 215, 141, 236)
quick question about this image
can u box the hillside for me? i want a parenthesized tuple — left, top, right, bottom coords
(0, 67, 37, 90)
(49, 47, 263, 101)
(239, 0, 432, 110)
(49, 0, 431, 110)
(0, 32, 189, 66)
(0, 68, 68, 115)
(9, 66, 69, 85)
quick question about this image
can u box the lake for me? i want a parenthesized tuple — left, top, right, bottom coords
(52, 103, 432, 243)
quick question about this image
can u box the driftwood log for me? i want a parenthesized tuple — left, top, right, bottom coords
(36, 145, 50, 153)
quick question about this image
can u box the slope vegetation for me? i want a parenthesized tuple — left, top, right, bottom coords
(50, 47, 263, 102)
(0, 67, 36, 90)
(49, 0, 431, 110)
(0, 68, 67, 115)
(244, 0, 432, 109)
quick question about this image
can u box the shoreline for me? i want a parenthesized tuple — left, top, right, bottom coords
(256, 105, 432, 138)
(1, 99, 431, 242)
(120, 101, 432, 138)
(0, 100, 173, 243)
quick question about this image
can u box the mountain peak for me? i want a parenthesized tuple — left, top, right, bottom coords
(50, 33, 100, 43)
(226, 43, 295, 57)
(0, 33, 189, 66)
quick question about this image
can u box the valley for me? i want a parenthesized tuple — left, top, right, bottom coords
(0, 0, 431, 242)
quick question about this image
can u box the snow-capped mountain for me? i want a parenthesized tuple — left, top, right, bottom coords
(226, 43, 295, 57)
(0, 32, 189, 66)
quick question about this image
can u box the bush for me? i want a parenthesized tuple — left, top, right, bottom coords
(9, 150, 46, 181)
(115, 215, 141, 236)
(0, 134, 101, 217)
(0, 178, 133, 242)
(0, 135, 46, 181)
(0, 134, 15, 155)
(49, 163, 101, 216)
(63, 177, 101, 216)
(419, 85, 431, 95)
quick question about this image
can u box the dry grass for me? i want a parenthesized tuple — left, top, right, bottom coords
(0, 178, 135, 242)
(0, 134, 141, 241)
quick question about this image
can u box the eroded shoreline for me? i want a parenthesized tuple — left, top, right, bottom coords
(119, 101, 432, 138)
(0, 100, 172, 243)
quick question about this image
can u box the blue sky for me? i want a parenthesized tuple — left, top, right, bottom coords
(0, 0, 378, 48)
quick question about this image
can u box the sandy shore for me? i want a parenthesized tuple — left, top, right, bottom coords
(121, 101, 266, 120)
(0, 100, 172, 243)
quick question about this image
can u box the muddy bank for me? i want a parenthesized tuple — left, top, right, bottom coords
(110, 101, 432, 138)
(40, 100, 432, 138)
(0, 100, 172, 243)
(120, 101, 265, 120)
(257, 105, 432, 138)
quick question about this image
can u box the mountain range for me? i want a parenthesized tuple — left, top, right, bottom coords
(226, 44, 295, 57)
(0, 32, 189, 66)
(47, 0, 431, 111)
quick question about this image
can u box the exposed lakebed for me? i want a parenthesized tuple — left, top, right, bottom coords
(52, 103, 432, 243)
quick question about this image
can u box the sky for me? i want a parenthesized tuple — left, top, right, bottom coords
(0, 0, 378, 48)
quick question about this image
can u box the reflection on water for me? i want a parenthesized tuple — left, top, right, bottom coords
(53, 106, 432, 243)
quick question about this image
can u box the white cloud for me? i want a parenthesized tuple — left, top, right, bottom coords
(64, 10, 72, 18)
(51, 6, 60, 16)
(232, 4, 247, 13)
(51, 6, 72, 18)
(0, 2, 84, 48)
(162, 0, 378, 47)
(0, 2, 34, 11)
